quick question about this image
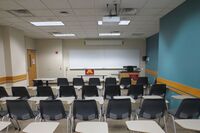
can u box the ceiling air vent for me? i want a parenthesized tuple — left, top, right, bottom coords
(119, 8, 137, 16)
(7, 9, 34, 17)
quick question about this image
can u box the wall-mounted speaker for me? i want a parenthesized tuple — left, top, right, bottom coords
(142, 56, 149, 62)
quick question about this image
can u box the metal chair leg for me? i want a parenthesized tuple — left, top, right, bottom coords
(171, 115, 176, 133)
(163, 116, 168, 133)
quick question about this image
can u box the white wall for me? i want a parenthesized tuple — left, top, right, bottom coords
(35, 39, 64, 78)
(63, 39, 146, 81)
(25, 36, 35, 50)
(0, 26, 6, 77)
(9, 28, 27, 76)
(0, 26, 28, 87)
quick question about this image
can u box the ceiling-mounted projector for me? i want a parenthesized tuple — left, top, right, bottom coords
(102, 16, 120, 22)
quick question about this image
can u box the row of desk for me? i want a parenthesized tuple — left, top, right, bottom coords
(1, 119, 200, 133)
(0, 94, 198, 132)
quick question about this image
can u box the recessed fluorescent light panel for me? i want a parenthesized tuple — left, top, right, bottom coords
(98, 20, 130, 26)
(98, 21, 103, 25)
(119, 20, 130, 25)
(53, 33, 75, 37)
(30, 21, 64, 26)
(99, 33, 120, 36)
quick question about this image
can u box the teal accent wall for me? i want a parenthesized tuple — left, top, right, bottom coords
(146, 33, 159, 83)
(158, 0, 200, 89)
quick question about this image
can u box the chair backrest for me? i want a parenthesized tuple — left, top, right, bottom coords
(149, 84, 167, 97)
(12, 86, 30, 99)
(59, 85, 77, 98)
(33, 80, 43, 87)
(89, 78, 101, 86)
(175, 98, 200, 119)
(57, 78, 69, 86)
(73, 78, 84, 86)
(127, 85, 144, 99)
(82, 85, 98, 99)
(40, 100, 66, 120)
(136, 77, 148, 86)
(37, 86, 55, 99)
(0, 86, 8, 98)
(104, 85, 121, 99)
(139, 99, 166, 119)
(106, 99, 131, 119)
(105, 77, 117, 87)
(6, 100, 34, 120)
(73, 100, 98, 120)
(120, 77, 131, 88)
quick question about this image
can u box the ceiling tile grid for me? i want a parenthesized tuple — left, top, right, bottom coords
(0, 0, 186, 39)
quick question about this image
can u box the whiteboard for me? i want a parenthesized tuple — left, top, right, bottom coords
(69, 48, 140, 69)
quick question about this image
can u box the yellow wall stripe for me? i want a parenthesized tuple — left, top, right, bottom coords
(0, 74, 27, 84)
(145, 69, 157, 77)
(157, 77, 200, 98)
(0, 77, 6, 84)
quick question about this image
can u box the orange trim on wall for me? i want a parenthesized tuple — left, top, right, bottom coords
(0, 77, 6, 84)
(0, 74, 27, 84)
(157, 77, 200, 98)
(145, 69, 157, 77)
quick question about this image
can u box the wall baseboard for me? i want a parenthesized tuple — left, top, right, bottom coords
(0, 74, 27, 84)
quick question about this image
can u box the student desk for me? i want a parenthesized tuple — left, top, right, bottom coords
(23, 122, 59, 133)
(75, 122, 108, 133)
(175, 119, 200, 131)
(126, 120, 165, 133)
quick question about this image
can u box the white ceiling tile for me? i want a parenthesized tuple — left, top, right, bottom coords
(74, 9, 96, 16)
(58, 16, 78, 22)
(94, 0, 107, 9)
(138, 8, 162, 16)
(120, 0, 148, 8)
(41, 0, 71, 9)
(30, 10, 55, 17)
(69, 0, 94, 8)
(16, 0, 47, 10)
(0, 0, 23, 10)
(0, 11, 16, 18)
(1, 17, 25, 23)
(144, 0, 172, 8)
(77, 16, 97, 21)
(167, 0, 186, 9)
(63, 21, 81, 26)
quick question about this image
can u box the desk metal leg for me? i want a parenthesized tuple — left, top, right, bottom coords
(46, 81, 49, 86)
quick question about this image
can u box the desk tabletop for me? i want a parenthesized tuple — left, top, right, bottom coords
(34, 78, 57, 81)
(85, 96, 104, 105)
(56, 97, 75, 104)
(142, 95, 163, 99)
(113, 96, 136, 103)
(0, 122, 11, 131)
(77, 74, 107, 77)
(126, 120, 165, 133)
(0, 96, 20, 101)
(23, 122, 59, 133)
(28, 96, 49, 101)
(76, 122, 108, 133)
(171, 95, 195, 100)
(175, 119, 200, 131)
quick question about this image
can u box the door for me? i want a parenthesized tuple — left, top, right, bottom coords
(27, 49, 37, 86)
